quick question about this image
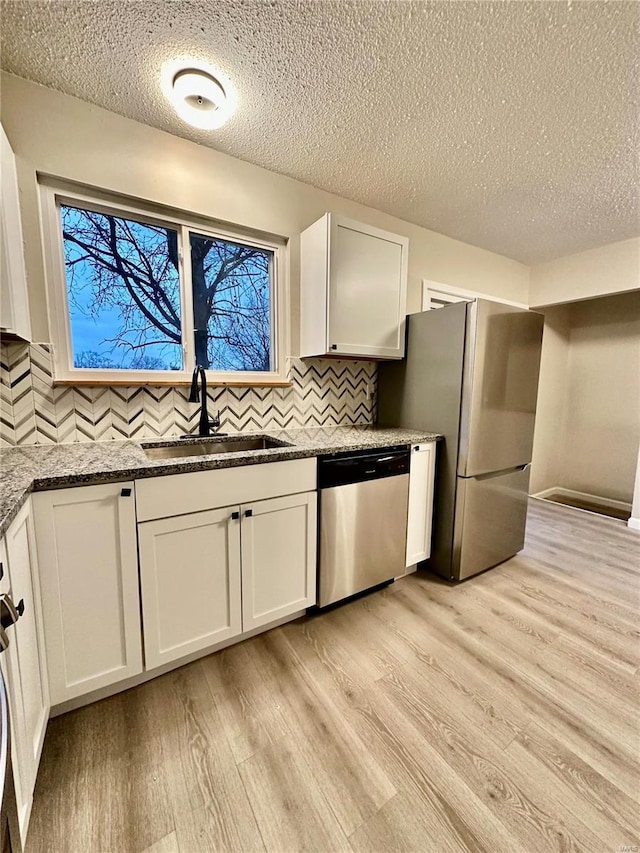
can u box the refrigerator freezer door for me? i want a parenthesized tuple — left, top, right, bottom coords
(459, 300, 544, 477)
(452, 465, 531, 581)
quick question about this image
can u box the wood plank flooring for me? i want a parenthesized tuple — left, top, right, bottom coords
(26, 499, 640, 853)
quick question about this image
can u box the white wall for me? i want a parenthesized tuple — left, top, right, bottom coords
(0, 72, 530, 346)
(531, 291, 640, 504)
(562, 293, 640, 503)
(530, 238, 640, 308)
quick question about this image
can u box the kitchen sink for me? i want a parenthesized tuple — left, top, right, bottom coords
(142, 436, 292, 460)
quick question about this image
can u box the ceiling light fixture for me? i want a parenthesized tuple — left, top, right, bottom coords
(168, 67, 234, 130)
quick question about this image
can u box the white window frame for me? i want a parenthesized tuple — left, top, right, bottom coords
(39, 181, 289, 385)
(421, 279, 528, 311)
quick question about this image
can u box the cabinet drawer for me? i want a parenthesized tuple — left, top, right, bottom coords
(135, 458, 317, 522)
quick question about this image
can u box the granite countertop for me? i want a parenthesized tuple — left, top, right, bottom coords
(0, 426, 441, 537)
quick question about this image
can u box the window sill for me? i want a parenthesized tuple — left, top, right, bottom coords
(52, 378, 293, 388)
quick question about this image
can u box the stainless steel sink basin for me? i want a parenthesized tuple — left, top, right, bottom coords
(142, 437, 291, 460)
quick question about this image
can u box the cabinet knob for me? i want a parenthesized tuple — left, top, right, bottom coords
(0, 593, 22, 631)
(330, 344, 337, 350)
(244, 509, 253, 518)
(121, 488, 132, 497)
(231, 511, 240, 520)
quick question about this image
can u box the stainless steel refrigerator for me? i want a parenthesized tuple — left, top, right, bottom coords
(378, 298, 544, 581)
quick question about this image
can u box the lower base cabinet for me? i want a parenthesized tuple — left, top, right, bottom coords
(32, 483, 143, 706)
(138, 491, 317, 669)
(406, 442, 437, 566)
(0, 500, 49, 846)
(33, 463, 318, 705)
(241, 492, 317, 631)
(138, 507, 243, 670)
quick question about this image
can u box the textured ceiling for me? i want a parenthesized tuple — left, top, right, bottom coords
(1, 0, 638, 263)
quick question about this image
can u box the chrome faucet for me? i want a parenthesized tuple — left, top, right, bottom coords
(188, 366, 222, 437)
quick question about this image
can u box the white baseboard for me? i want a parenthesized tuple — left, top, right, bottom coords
(531, 486, 632, 514)
(530, 488, 558, 500)
(628, 516, 640, 531)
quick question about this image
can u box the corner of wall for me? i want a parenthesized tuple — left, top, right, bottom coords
(529, 306, 572, 495)
(529, 238, 640, 308)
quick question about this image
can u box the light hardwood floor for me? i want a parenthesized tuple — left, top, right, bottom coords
(26, 499, 640, 853)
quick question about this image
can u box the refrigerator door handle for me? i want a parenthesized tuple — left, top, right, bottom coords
(462, 462, 530, 481)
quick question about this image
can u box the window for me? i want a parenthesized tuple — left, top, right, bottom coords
(41, 185, 287, 383)
(189, 232, 273, 372)
(61, 205, 183, 371)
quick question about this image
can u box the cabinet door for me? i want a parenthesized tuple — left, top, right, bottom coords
(241, 492, 317, 631)
(138, 508, 242, 670)
(406, 443, 437, 566)
(1, 500, 49, 843)
(0, 124, 31, 339)
(33, 483, 142, 705)
(328, 215, 407, 359)
(0, 537, 31, 841)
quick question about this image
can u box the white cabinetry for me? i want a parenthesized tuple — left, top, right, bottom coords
(136, 460, 317, 669)
(138, 507, 242, 670)
(32, 483, 143, 706)
(300, 213, 408, 360)
(0, 124, 31, 340)
(406, 442, 437, 566)
(29, 460, 317, 705)
(241, 492, 317, 631)
(0, 499, 49, 844)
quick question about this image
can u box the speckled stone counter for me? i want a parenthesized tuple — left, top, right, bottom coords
(0, 426, 440, 536)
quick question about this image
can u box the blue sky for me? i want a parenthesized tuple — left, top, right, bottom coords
(62, 205, 182, 370)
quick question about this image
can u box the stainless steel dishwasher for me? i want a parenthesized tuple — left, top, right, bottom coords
(317, 446, 410, 608)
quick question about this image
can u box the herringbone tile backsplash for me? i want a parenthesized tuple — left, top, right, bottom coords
(0, 342, 377, 446)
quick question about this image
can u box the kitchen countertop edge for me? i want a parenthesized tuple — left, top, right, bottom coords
(1, 427, 441, 537)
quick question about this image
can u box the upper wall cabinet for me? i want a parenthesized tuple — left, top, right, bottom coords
(0, 124, 31, 341)
(300, 213, 408, 360)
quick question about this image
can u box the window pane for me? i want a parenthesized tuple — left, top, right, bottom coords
(60, 204, 183, 370)
(190, 233, 273, 372)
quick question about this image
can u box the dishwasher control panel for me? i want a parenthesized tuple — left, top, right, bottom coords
(317, 445, 410, 488)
